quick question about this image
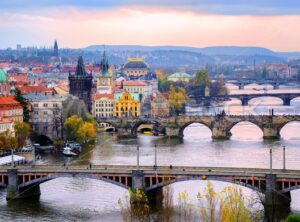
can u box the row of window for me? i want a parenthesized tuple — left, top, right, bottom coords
(95, 108, 113, 112)
(115, 112, 138, 117)
(95, 103, 113, 107)
(33, 110, 59, 115)
(34, 103, 59, 108)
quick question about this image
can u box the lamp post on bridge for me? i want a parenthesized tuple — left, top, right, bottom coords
(283, 146, 286, 171)
(269, 148, 273, 174)
(154, 144, 157, 169)
(136, 146, 140, 170)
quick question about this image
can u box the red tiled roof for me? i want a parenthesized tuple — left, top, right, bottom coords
(0, 96, 22, 110)
(93, 93, 114, 100)
(114, 81, 147, 86)
(8, 75, 28, 82)
(18, 85, 53, 94)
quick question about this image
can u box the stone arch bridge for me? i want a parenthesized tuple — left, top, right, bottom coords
(96, 115, 300, 139)
(1, 165, 299, 207)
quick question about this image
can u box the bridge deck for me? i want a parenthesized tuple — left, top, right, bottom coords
(1, 165, 300, 179)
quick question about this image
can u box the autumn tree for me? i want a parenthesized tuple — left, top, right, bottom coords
(0, 131, 18, 152)
(64, 115, 96, 144)
(14, 121, 31, 149)
(168, 85, 187, 115)
(155, 70, 167, 80)
(77, 122, 96, 144)
(64, 115, 83, 141)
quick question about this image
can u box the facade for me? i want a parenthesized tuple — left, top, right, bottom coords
(68, 56, 93, 110)
(113, 92, 140, 117)
(150, 92, 170, 117)
(25, 93, 67, 139)
(0, 69, 10, 96)
(167, 72, 192, 82)
(0, 119, 14, 134)
(123, 58, 150, 77)
(92, 93, 114, 118)
(114, 81, 151, 102)
(0, 96, 23, 122)
(96, 51, 113, 94)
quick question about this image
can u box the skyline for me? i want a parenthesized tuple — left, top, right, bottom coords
(1, 0, 300, 51)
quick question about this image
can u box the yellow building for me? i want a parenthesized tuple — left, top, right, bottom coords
(167, 72, 192, 82)
(113, 92, 140, 117)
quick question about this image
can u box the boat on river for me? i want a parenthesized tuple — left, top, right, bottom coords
(62, 147, 77, 157)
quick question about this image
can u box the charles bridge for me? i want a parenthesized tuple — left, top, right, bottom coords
(96, 114, 300, 140)
(0, 165, 299, 207)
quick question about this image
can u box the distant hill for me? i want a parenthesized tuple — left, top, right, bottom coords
(84, 45, 278, 56)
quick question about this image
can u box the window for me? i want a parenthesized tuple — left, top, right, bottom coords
(34, 111, 38, 115)
(34, 103, 38, 107)
(44, 111, 48, 115)
(53, 103, 58, 107)
(43, 103, 48, 107)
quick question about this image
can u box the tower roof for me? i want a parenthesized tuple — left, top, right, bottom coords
(0, 69, 8, 82)
(100, 50, 109, 76)
(76, 56, 87, 76)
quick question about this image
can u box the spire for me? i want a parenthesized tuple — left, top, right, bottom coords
(54, 40, 59, 56)
(100, 48, 109, 76)
(76, 56, 87, 76)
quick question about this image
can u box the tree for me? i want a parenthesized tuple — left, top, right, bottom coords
(77, 122, 96, 144)
(155, 70, 167, 80)
(189, 70, 211, 97)
(14, 88, 30, 122)
(168, 85, 187, 115)
(64, 115, 83, 141)
(14, 121, 31, 149)
(0, 130, 17, 152)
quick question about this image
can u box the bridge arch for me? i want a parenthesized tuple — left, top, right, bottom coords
(18, 173, 129, 190)
(145, 176, 261, 193)
(227, 120, 263, 133)
(248, 95, 284, 106)
(278, 120, 300, 138)
(178, 121, 212, 138)
(131, 120, 165, 136)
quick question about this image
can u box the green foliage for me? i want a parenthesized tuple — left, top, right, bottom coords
(189, 70, 211, 97)
(285, 214, 300, 222)
(158, 78, 172, 92)
(14, 88, 30, 122)
(0, 130, 17, 152)
(64, 115, 96, 144)
(14, 121, 31, 149)
(52, 138, 65, 148)
(168, 85, 187, 115)
(118, 188, 150, 222)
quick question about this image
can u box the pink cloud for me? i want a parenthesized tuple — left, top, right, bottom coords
(2, 7, 300, 51)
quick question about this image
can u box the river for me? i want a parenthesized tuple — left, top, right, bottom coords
(0, 84, 300, 221)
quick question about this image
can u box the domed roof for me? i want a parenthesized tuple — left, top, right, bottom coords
(168, 72, 192, 78)
(124, 58, 149, 69)
(0, 69, 8, 82)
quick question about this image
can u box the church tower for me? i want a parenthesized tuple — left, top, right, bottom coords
(54, 40, 59, 57)
(69, 56, 93, 110)
(96, 50, 113, 94)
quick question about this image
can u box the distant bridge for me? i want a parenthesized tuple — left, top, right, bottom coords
(96, 115, 300, 139)
(212, 78, 300, 90)
(0, 165, 297, 206)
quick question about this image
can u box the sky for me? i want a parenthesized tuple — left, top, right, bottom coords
(0, 0, 300, 51)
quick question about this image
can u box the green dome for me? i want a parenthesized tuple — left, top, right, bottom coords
(168, 72, 192, 78)
(0, 69, 8, 82)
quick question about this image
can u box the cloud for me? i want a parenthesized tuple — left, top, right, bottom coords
(1, 6, 299, 51)
(1, 0, 300, 15)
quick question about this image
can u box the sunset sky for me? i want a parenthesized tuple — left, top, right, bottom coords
(1, 0, 300, 51)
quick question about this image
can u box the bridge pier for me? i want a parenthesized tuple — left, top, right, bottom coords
(239, 83, 245, 90)
(212, 127, 231, 139)
(264, 174, 291, 220)
(165, 127, 180, 138)
(131, 170, 164, 211)
(6, 169, 41, 200)
(283, 98, 291, 106)
(241, 98, 249, 106)
(117, 128, 137, 139)
(263, 127, 280, 140)
(273, 82, 280, 90)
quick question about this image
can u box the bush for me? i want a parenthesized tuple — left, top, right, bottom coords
(285, 214, 300, 222)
